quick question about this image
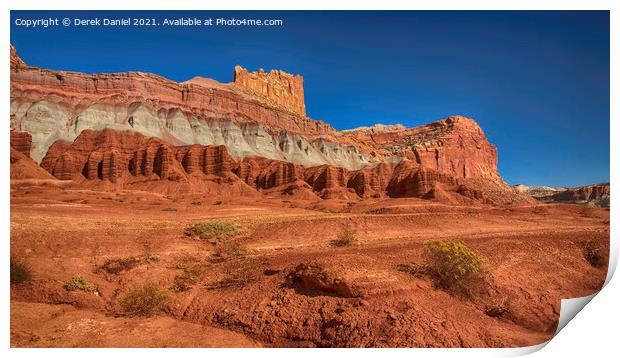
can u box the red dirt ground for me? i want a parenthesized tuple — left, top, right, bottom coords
(10, 181, 609, 347)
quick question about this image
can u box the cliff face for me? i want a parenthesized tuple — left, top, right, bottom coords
(515, 183, 610, 208)
(233, 66, 306, 117)
(10, 46, 371, 169)
(10, 45, 507, 190)
(37, 129, 532, 204)
(547, 183, 610, 202)
(342, 116, 500, 182)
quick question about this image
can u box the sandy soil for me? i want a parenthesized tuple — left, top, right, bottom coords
(10, 184, 609, 347)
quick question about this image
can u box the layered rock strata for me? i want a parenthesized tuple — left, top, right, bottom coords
(10, 45, 502, 184)
(341, 116, 500, 181)
(37, 129, 532, 204)
(10, 45, 368, 170)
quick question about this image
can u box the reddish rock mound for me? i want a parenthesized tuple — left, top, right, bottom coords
(286, 263, 361, 298)
(10, 132, 55, 180)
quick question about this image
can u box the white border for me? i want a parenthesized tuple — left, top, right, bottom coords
(2, 1, 616, 357)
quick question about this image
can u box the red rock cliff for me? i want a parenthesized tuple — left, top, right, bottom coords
(234, 65, 306, 117)
(10, 45, 504, 184)
(342, 116, 501, 182)
(38, 129, 533, 205)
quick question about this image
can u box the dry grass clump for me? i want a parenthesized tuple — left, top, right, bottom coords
(10, 257, 31, 284)
(209, 258, 261, 289)
(64, 275, 97, 293)
(171, 254, 209, 292)
(423, 240, 486, 296)
(212, 240, 248, 262)
(185, 220, 241, 243)
(118, 282, 170, 316)
(330, 226, 358, 247)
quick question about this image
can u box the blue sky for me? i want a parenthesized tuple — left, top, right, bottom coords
(10, 10, 609, 187)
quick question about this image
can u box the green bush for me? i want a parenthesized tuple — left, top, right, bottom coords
(64, 275, 97, 292)
(10, 257, 31, 284)
(330, 226, 358, 247)
(423, 240, 484, 295)
(118, 282, 170, 316)
(185, 220, 240, 243)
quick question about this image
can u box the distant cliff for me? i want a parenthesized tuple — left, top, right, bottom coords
(8, 44, 532, 204)
(515, 183, 610, 208)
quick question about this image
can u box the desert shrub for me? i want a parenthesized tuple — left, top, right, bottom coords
(190, 200, 202, 206)
(185, 220, 240, 243)
(210, 258, 261, 289)
(172, 271, 200, 292)
(162, 207, 178, 212)
(10, 257, 31, 284)
(213, 200, 223, 205)
(101, 256, 141, 274)
(330, 226, 358, 247)
(118, 282, 170, 316)
(64, 275, 97, 292)
(171, 254, 208, 292)
(212, 240, 248, 261)
(423, 240, 484, 296)
(582, 240, 606, 268)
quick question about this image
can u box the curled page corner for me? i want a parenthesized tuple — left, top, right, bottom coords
(554, 293, 597, 335)
(517, 234, 618, 355)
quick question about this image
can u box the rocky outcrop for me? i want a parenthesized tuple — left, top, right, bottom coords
(10, 148, 55, 180)
(175, 145, 235, 177)
(10, 130, 54, 180)
(10, 45, 504, 185)
(547, 183, 610, 202)
(514, 183, 610, 208)
(233, 66, 306, 117)
(10, 44, 26, 70)
(10, 46, 371, 170)
(10, 131, 32, 157)
(513, 184, 561, 198)
(342, 116, 500, 181)
(36, 129, 533, 205)
(386, 161, 458, 197)
(10, 44, 525, 205)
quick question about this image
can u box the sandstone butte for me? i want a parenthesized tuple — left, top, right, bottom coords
(9, 44, 535, 205)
